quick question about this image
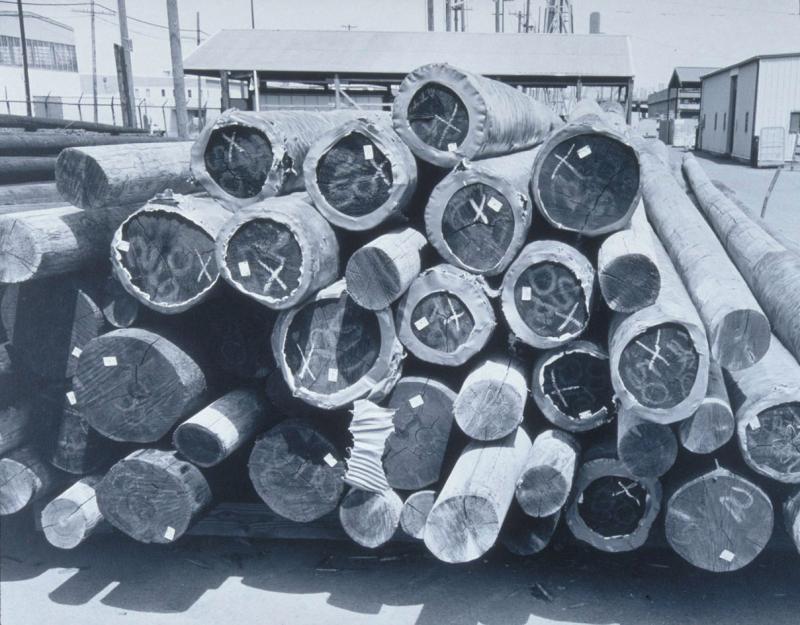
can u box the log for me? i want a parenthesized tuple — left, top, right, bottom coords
(339, 488, 403, 549)
(173, 389, 268, 468)
(0, 343, 13, 406)
(616, 407, 678, 478)
(111, 193, 231, 314)
(515, 429, 580, 517)
(96, 449, 212, 544)
(192, 108, 360, 210)
(568, 99, 604, 121)
(0, 182, 61, 205)
(41, 476, 104, 549)
(608, 237, 710, 424)
(639, 151, 771, 371)
(216, 194, 339, 310)
(727, 336, 800, 483)
(0, 445, 62, 515)
(665, 467, 773, 572)
(424, 427, 532, 563)
(345, 228, 427, 311)
(51, 396, 115, 474)
(99, 275, 139, 329)
(530, 340, 615, 432)
(55, 142, 197, 210)
(0, 130, 177, 156)
(272, 280, 403, 410)
(392, 62, 558, 168)
(678, 360, 735, 454)
(396, 264, 496, 366)
(424, 149, 537, 276)
(304, 114, 418, 230)
(683, 153, 800, 365)
(400, 489, 436, 539)
(784, 490, 800, 554)
(500, 240, 594, 349)
(0, 156, 57, 184)
(597, 204, 661, 313)
(531, 116, 640, 236)
(0, 399, 36, 456)
(566, 454, 662, 553)
(1, 278, 105, 380)
(382, 376, 456, 491)
(453, 355, 527, 441)
(73, 328, 209, 443)
(0, 113, 149, 135)
(500, 504, 560, 556)
(0, 203, 135, 283)
(248, 417, 346, 522)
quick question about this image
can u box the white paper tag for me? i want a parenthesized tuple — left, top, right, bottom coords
(66, 391, 77, 406)
(327, 368, 339, 383)
(103, 356, 118, 367)
(447, 142, 458, 152)
(117, 240, 130, 252)
(238, 261, 251, 277)
(71, 346, 83, 358)
(719, 549, 735, 562)
(323, 453, 337, 467)
(409, 394, 425, 409)
(363, 145, 374, 160)
(579, 410, 593, 420)
(521, 286, 532, 302)
(487, 197, 503, 212)
(414, 317, 429, 331)
(577, 145, 592, 159)
(164, 526, 176, 541)
(750, 417, 761, 431)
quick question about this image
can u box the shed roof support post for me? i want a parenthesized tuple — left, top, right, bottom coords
(334, 74, 341, 109)
(253, 70, 260, 112)
(576, 77, 582, 100)
(220, 71, 230, 111)
(625, 79, 633, 124)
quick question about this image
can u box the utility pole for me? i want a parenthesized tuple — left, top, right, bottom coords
(117, 0, 136, 127)
(196, 11, 202, 126)
(525, 0, 532, 32)
(427, 0, 434, 30)
(495, 0, 501, 32)
(15, 0, 31, 116)
(445, 0, 452, 31)
(250, 0, 255, 28)
(91, 0, 98, 122)
(166, 0, 189, 138)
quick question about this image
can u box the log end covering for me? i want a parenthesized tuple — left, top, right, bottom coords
(202, 124, 274, 200)
(738, 402, 800, 483)
(96, 449, 212, 544)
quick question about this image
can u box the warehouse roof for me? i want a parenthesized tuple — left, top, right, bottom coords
(669, 66, 717, 87)
(184, 29, 634, 83)
(701, 52, 800, 80)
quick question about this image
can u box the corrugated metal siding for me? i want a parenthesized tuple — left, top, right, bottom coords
(732, 62, 758, 161)
(699, 72, 731, 155)
(756, 57, 800, 161)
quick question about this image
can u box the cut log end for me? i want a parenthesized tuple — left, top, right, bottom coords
(516, 466, 570, 518)
(535, 133, 640, 235)
(665, 469, 773, 572)
(406, 82, 469, 152)
(100, 276, 140, 328)
(97, 450, 212, 544)
(224, 217, 304, 304)
(618, 420, 678, 478)
(713, 309, 771, 371)
(0, 456, 39, 515)
(454, 378, 525, 441)
(0, 219, 40, 283)
(339, 488, 403, 549)
(345, 246, 402, 311)
(173, 423, 226, 468)
(117, 210, 219, 312)
(599, 253, 660, 313)
(679, 401, 735, 454)
(249, 419, 345, 523)
(41, 478, 102, 549)
(513, 262, 589, 342)
(618, 322, 700, 410)
(424, 494, 500, 563)
(501, 505, 560, 556)
(400, 490, 436, 539)
(440, 182, 515, 273)
(55, 150, 108, 209)
(203, 125, 273, 199)
(315, 132, 394, 217)
(740, 402, 800, 482)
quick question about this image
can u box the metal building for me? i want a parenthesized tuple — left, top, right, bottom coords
(183, 29, 636, 121)
(698, 52, 800, 166)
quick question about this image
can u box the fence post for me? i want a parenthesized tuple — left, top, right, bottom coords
(77, 93, 84, 121)
(3, 86, 10, 114)
(162, 100, 168, 135)
(44, 92, 51, 118)
(111, 95, 116, 125)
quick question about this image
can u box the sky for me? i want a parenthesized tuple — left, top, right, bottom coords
(6, 0, 800, 93)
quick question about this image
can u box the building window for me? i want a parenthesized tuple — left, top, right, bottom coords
(0, 35, 77, 72)
(702, 114, 706, 129)
(745, 112, 749, 133)
(188, 89, 192, 98)
(146, 88, 151, 97)
(714, 113, 718, 130)
(161, 89, 166, 97)
(723, 113, 727, 131)
(790, 112, 800, 133)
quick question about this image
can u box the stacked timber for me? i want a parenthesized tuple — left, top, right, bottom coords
(0, 67, 792, 575)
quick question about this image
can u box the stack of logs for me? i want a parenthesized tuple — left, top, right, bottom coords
(1, 62, 798, 573)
